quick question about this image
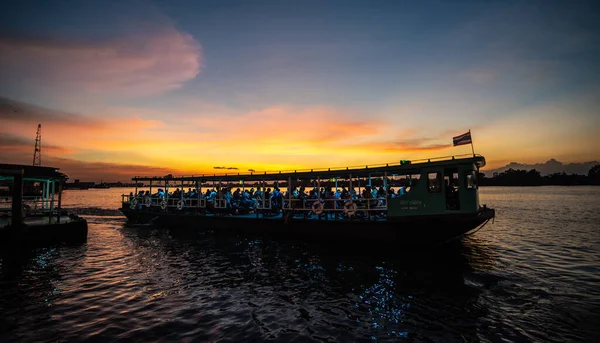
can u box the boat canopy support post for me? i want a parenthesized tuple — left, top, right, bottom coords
(134, 178, 138, 200)
(196, 180, 200, 208)
(288, 176, 292, 212)
(317, 176, 320, 202)
(383, 172, 387, 196)
(149, 180, 153, 200)
(349, 174, 352, 200)
(165, 179, 168, 203)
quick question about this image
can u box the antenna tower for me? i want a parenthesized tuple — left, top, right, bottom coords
(33, 124, 42, 166)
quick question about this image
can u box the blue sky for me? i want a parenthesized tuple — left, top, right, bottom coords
(0, 0, 599, 180)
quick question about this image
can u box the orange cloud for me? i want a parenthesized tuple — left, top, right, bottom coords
(0, 97, 165, 163)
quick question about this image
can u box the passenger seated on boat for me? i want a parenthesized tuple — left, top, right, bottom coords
(389, 189, 396, 198)
(233, 188, 241, 201)
(129, 192, 134, 201)
(399, 183, 408, 196)
(158, 188, 165, 198)
(235, 190, 252, 213)
(324, 190, 335, 217)
(364, 186, 377, 208)
(271, 187, 282, 212)
(378, 186, 385, 198)
(224, 188, 233, 210)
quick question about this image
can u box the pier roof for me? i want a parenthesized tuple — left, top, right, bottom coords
(0, 164, 66, 180)
(132, 155, 486, 183)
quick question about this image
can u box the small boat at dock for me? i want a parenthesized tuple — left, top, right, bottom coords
(120, 155, 494, 245)
(0, 164, 88, 246)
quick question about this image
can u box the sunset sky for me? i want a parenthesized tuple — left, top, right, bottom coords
(1, 0, 599, 181)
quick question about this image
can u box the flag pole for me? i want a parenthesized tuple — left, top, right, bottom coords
(469, 129, 475, 156)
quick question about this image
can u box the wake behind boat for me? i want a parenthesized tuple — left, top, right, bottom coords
(120, 154, 494, 245)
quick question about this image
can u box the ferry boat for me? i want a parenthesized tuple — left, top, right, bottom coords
(120, 155, 494, 245)
(0, 163, 88, 245)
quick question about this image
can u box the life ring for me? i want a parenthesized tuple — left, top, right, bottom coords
(145, 197, 152, 207)
(311, 201, 324, 215)
(160, 200, 167, 210)
(130, 198, 138, 209)
(177, 200, 184, 211)
(343, 201, 357, 216)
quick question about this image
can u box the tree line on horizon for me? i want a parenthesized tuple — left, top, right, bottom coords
(480, 165, 600, 186)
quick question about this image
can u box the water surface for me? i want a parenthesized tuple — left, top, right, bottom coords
(1, 187, 599, 342)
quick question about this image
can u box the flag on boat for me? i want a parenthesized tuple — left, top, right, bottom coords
(453, 131, 472, 146)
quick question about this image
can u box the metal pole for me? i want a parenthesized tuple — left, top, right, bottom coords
(12, 172, 24, 231)
(57, 180, 63, 210)
(50, 180, 55, 212)
(57, 179, 63, 223)
(470, 129, 475, 156)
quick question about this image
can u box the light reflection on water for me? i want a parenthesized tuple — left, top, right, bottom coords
(0, 187, 599, 342)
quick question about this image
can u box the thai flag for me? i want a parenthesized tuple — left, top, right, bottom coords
(453, 131, 472, 146)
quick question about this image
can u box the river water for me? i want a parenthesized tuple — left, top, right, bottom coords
(1, 187, 599, 342)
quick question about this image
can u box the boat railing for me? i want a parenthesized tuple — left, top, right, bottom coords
(256, 197, 272, 210)
(123, 194, 209, 209)
(122, 194, 388, 216)
(284, 197, 387, 213)
(214, 198, 227, 209)
(1, 195, 59, 212)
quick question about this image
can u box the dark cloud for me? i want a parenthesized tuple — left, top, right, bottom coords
(0, 97, 100, 126)
(0, 132, 71, 152)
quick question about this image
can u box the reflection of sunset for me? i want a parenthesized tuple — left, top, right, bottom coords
(1, 2, 598, 181)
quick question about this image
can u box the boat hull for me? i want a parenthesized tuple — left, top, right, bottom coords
(120, 207, 494, 245)
(0, 214, 88, 246)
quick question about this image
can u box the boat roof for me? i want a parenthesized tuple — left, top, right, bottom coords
(133, 154, 486, 183)
(0, 163, 66, 180)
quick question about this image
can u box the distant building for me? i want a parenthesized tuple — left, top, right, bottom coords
(64, 179, 95, 190)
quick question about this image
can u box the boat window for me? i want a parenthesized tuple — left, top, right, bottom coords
(428, 172, 441, 192)
(465, 171, 477, 189)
